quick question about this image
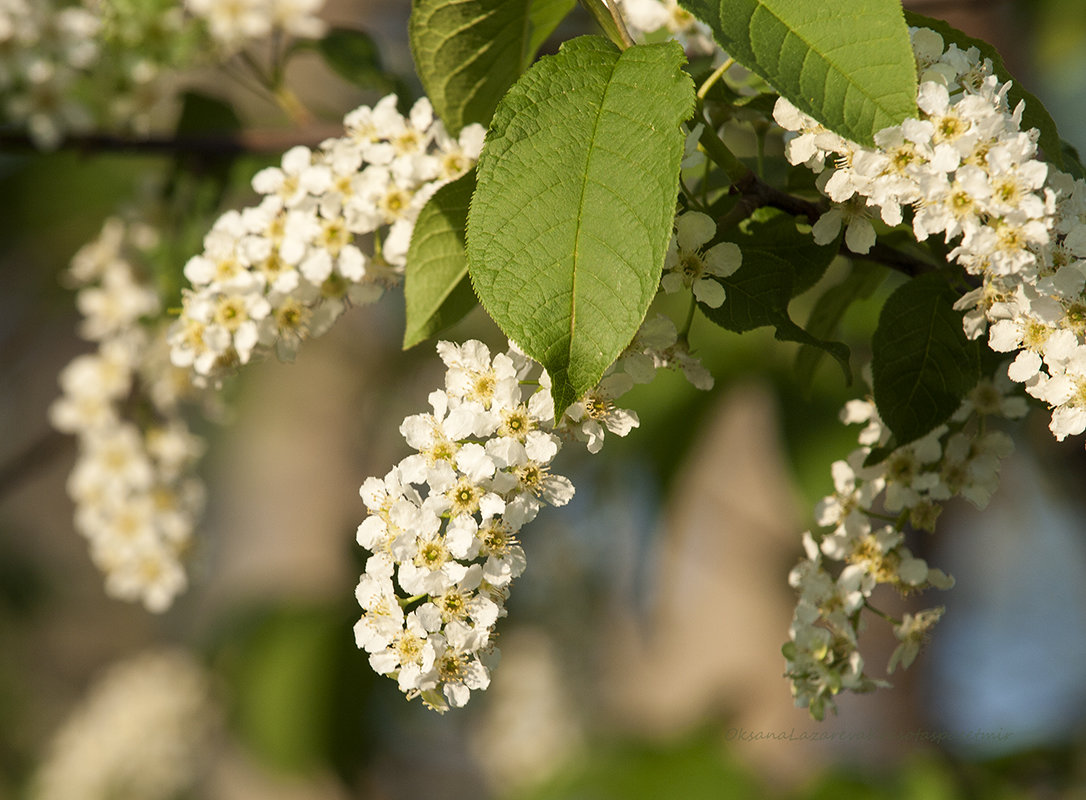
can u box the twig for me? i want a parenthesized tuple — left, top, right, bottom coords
(722, 171, 938, 277)
(0, 430, 71, 498)
(0, 127, 346, 157)
(851, 242, 938, 277)
(734, 171, 822, 223)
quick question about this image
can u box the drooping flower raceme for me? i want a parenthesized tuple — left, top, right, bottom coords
(50, 217, 209, 612)
(784, 374, 1026, 720)
(169, 94, 484, 386)
(776, 27, 1054, 264)
(353, 313, 716, 711)
(354, 340, 575, 712)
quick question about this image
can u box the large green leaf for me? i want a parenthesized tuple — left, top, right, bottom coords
(409, 0, 574, 135)
(904, 10, 1083, 175)
(410, 0, 527, 135)
(719, 208, 839, 296)
(403, 170, 478, 349)
(467, 36, 695, 415)
(681, 0, 917, 145)
(700, 249, 851, 381)
(315, 28, 385, 89)
(699, 250, 851, 382)
(871, 272, 982, 446)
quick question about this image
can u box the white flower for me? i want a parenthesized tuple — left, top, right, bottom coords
(814, 455, 882, 546)
(563, 373, 639, 454)
(888, 608, 944, 672)
(660, 211, 741, 307)
(617, 0, 716, 54)
(812, 199, 876, 254)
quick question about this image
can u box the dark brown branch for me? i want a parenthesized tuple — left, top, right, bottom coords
(0, 430, 71, 498)
(722, 170, 938, 278)
(0, 126, 346, 156)
(740, 172, 822, 224)
(851, 243, 938, 277)
(717, 170, 821, 230)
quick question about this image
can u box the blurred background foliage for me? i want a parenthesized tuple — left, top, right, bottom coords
(3, 0, 1086, 798)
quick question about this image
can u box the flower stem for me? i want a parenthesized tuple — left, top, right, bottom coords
(579, 0, 634, 50)
(697, 57, 735, 101)
(237, 48, 313, 126)
(274, 85, 313, 127)
(398, 593, 426, 608)
(679, 293, 697, 343)
(864, 600, 900, 626)
(755, 124, 767, 179)
(694, 105, 751, 185)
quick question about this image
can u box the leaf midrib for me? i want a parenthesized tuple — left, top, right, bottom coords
(567, 55, 621, 370)
(746, 0, 907, 116)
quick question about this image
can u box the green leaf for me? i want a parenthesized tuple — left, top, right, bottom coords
(720, 208, 838, 295)
(527, 0, 576, 62)
(175, 90, 241, 135)
(682, 0, 918, 145)
(904, 11, 1081, 174)
(467, 37, 695, 415)
(871, 272, 982, 446)
(795, 261, 886, 387)
(410, 0, 571, 134)
(403, 170, 478, 349)
(1062, 140, 1086, 180)
(315, 28, 386, 89)
(700, 249, 851, 381)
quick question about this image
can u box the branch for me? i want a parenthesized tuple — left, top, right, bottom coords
(0, 430, 71, 499)
(733, 171, 821, 223)
(851, 242, 939, 277)
(0, 126, 346, 156)
(720, 171, 938, 278)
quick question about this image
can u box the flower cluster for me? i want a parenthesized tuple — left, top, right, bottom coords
(0, 0, 326, 148)
(0, 0, 101, 147)
(984, 167, 1086, 442)
(49, 217, 207, 612)
(774, 27, 1086, 449)
(784, 374, 1026, 719)
(169, 94, 484, 386)
(354, 340, 575, 712)
(776, 27, 1054, 270)
(30, 649, 216, 800)
(183, 0, 325, 52)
